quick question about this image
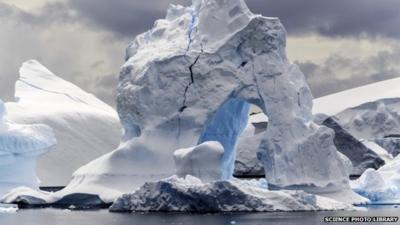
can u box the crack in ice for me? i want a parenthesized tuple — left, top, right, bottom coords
(179, 54, 201, 113)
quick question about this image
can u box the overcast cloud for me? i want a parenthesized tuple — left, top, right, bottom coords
(0, 0, 400, 106)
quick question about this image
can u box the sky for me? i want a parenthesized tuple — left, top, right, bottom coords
(0, 0, 400, 107)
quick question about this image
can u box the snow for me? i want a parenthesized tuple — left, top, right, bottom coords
(5, 60, 121, 186)
(335, 99, 400, 141)
(0, 98, 56, 197)
(362, 141, 394, 163)
(174, 141, 224, 182)
(110, 175, 354, 212)
(313, 77, 400, 116)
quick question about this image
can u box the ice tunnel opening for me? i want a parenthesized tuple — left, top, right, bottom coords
(198, 97, 251, 179)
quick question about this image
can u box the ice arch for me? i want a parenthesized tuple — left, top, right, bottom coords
(198, 98, 250, 179)
(58, 0, 362, 203)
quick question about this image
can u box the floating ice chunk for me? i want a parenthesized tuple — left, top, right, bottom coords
(110, 175, 354, 212)
(351, 157, 400, 204)
(0, 99, 56, 197)
(0, 203, 17, 213)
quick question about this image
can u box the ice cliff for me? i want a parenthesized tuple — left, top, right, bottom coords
(0, 99, 56, 197)
(5, 60, 121, 185)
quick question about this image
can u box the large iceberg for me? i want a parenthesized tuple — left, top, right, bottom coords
(0, 99, 56, 197)
(66, 0, 354, 199)
(2, 0, 366, 207)
(5, 60, 121, 186)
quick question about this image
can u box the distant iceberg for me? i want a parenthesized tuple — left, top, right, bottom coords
(0, 99, 56, 197)
(5, 60, 121, 186)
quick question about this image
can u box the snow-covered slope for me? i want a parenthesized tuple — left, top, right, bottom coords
(313, 77, 400, 116)
(0, 99, 56, 197)
(5, 60, 121, 186)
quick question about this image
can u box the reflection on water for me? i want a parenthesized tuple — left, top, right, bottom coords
(0, 206, 399, 225)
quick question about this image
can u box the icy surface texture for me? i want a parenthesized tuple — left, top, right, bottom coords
(234, 113, 266, 177)
(66, 0, 349, 197)
(313, 78, 400, 159)
(313, 77, 400, 116)
(174, 141, 224, 181)
(334, 98, 400, 161)
(234, 112, 385, 177)
(0, 99, 56, 197)
(0, 204, 17, 213)
(14, 0, 359, 205)
(337, 99, 400, 140)
(351, 156, 400, 204)
(320, 117, 385, 175)
(5, 60, 121, 185)
(110, 175, 353, 212)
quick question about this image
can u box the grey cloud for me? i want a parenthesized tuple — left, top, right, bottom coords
(0, 1, 76, 26)
(246, 0, 400, 39)
(299, 47, 400, 98)
(62, 0, 400, 39)
(0, 1, 124, 106)
(1, 0, 400, 107)
(67, 0, 188, 39)
(90, 74, 119, 107)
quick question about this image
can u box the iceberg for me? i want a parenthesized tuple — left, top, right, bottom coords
(63, 0, 356, 201)
(234, 112, 385, 177)
(335, 99, 400, 158)
(110, 176, 354, 212)
(0, 99, 56, 197)
(5, 60, 121, 186)
(351, 156, 400, 204)
(314, 78, 400, 159)
(2, 0, 366, 207)
(0, 203, 17, 213)
(319, 116, 385, 175)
